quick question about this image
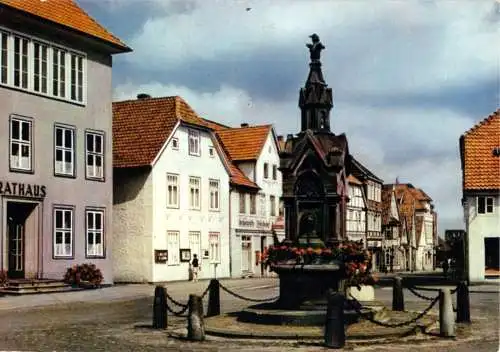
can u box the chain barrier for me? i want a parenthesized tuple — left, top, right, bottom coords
(406, 286, 438, 301)
(165, 292, 188, 308)
(411, 285, 458, 294)
(201, 283, 211, 299)
(165, 300, 189, 317)
(218, 282, 279, 303)
(346, 296, 439, 328)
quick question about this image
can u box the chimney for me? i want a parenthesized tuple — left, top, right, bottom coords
(240, 123, 249, 128)
(137, 93, 151, 100)
(277, 135, 284, 142)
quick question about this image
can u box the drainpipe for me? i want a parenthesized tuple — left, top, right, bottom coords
(228, 188, 233, 278)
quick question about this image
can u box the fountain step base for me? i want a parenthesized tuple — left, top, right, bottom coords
(237, 301, 384, 326)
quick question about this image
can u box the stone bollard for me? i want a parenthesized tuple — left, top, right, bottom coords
(152, 285, 168, 329)
(206, 279, 221, 317)
(392, 276, 405, 311)
(324, 291, 345, 349)
(455, 281, 471, 323)
(439, 288, 456, 337)
(187, 294, 205, 341)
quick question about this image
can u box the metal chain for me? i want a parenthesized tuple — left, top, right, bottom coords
(346, 296, 439, 328)
(406, 286, 438, 301)
(165, 301, 189, 317)
(412, 285, 459, 295)
(201, 284, 211, 299)
(218, 282, 279, 303)
(165, 292, 188, 308)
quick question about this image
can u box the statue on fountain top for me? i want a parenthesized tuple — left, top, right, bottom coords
(306, 33, 325, 63)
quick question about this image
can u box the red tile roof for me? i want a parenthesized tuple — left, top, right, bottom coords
(381, 185, 399, 226)
(0, 0, 130, 51)
(216, 125, 272, 161)
(113, 96, 259, 190)
(460, 109, 500, 191)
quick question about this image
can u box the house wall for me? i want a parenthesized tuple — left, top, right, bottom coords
(112, 168, 153, 282)
(0, 24, 115, 282)
(230, 131, 282, 277)
(346, 183, 366, 242)
(151, 125, 230, 282)
(465, 194, 500, 282)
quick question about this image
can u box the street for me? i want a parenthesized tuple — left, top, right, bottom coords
(0, 278, 498, 351)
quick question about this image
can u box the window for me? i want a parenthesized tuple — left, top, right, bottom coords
(189, 231, 201, 259)
(171, 137, 179, 150)
(0, 30, 86, 103)
(13, 36, 28, 89)
(85, 131, 104, 180)
(209, 179, 220, 210)
(270, 195, 276, 216)
(33, 42, 48, 93)
(477, 196, 494, 214)
(263, 163, 269, 179)
(10, 117, 32, 171)
(0, 32, 7, 84)
(209, 232, 221, 263)
(70, 53, 83, 102)
(188, 129, 200, 156)
(54, 207, 73, 258)
(189, 176, 201, 210)
(209, 146, 215, 157)
(166, 174, 179, 208)
(86, 209, 104, 257)
(239, 193, 246, 214)
(279, 200, 284, 216)
(167, 231, 180, 265)
(272, 165, 277, 180)
(259, 193, 266, 216)
(52, 47, 66, 98)
(250, 194, 257, 215)
(54, 125, 75, 176)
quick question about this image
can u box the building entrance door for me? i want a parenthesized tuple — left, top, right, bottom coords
(241, 236, 252, 273)
(7, 202, 36, 279)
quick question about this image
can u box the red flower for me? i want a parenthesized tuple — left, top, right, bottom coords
(306, 247, 314, 254)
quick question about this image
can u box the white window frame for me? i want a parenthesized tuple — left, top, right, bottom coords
(209, 232, 221, 263)
(259, 193, 266, 216)
(0, 27, 87, 104)
(272, 164, 277, 180)
(166, 173, 179, 208)
(477, 196, 494, 215)
(188, 129, 200, 156)
(270, 195, 276, 217)
(69, 53, 84, 102)
(167, 231, 180, 265)
(250, 194, 257, 215)
(54, 124, 75, 177)
(85, 131, 104, 180)
(189, 176, 201, 210)
(263, 162, 269, 179)
(0, 31, 8, 84)
(52, 47, 66, 98)
(53, 207, 73, 258)
(86, 209, 104, 258)
(9, 116, 32, 172)
(239, 193, 246, 214)
(33, 41, 48, 94)
(189, 231, 202, 259)
(209, 179, 220, 211)
(13, 35, 29, 89)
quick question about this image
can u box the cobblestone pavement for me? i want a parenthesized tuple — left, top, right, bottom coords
(0, 279, 498, 351)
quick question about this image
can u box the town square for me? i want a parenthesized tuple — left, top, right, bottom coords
(0, 0, 498, 351)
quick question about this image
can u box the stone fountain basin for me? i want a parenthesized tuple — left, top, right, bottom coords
(237, 301, 380, 326)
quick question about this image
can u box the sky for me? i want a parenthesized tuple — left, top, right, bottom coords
(80, 0, 499, 235)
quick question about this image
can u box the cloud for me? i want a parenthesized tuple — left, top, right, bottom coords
(123, 0, 498, 96)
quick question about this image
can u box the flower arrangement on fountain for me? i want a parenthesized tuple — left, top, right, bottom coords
(263, 240, 378, 289)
